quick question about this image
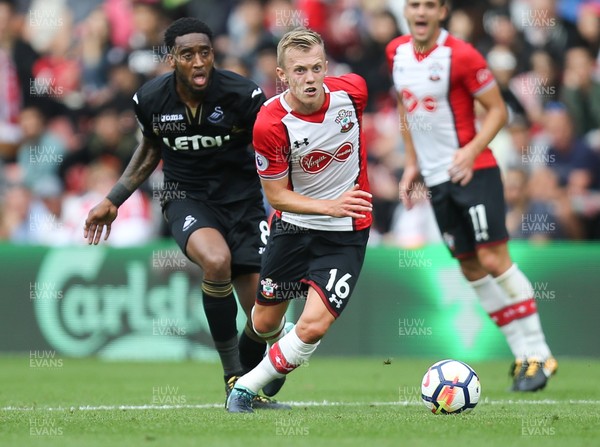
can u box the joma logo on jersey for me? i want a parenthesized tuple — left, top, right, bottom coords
(155, 114, 184, 122)
(162, 134, 231, 150)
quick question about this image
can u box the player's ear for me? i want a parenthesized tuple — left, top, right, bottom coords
(439, 1, 449, 21)
(276, 67, 287, 84)
(168, 53, 176, 69)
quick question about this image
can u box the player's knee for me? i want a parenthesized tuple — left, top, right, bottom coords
(252, 317, 282, 337)
(195, 250, 231, 277)
(295, 319, 330, 344)
(250, 305, 280, 336)
(459, 256, 485, 280)
(476, 250, 507, 276)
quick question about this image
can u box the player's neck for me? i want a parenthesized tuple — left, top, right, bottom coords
(175, 78, 205, 109)
(284, 89, 326, 115)
(412, 28, 442, 54)
(177, 88, 204, 110)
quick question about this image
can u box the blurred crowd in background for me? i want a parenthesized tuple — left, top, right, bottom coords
(0, 0, 599, 247)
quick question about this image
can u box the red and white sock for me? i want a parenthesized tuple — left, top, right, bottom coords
(236, 327, 319, 394)
(495, 264, 551, 360)
(470, 274, 526, 358)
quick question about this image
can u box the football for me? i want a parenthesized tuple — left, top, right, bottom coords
(421, 359, 481, 414)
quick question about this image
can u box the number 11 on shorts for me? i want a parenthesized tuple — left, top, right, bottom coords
(468, 204, 489, 242)
(325, 268, 352, 308)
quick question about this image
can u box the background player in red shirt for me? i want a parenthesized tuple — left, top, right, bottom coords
(387, 0, 557, 391)
(227, 28, 372, 413)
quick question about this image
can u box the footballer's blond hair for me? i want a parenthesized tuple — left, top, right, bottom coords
(277, 27, 325, 68)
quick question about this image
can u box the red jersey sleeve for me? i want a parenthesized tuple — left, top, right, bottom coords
(457, 42, 496, 95)
(252, 103, 290, 180)
(325, 73, 368, 114)
(385, 36, 409, 73)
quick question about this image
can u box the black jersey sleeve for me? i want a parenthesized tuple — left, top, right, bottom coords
(132, 91, 160, 141)
(238, 84, 267, 133)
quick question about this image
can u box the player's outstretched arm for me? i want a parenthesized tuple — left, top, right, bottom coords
(397, 95, 420, 210)
(261, 177, 372, 219)
(83, 136, 161, 245)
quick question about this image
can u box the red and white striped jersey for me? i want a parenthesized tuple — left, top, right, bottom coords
(386, 29, 498, 187)
(253, 74, 371, 231)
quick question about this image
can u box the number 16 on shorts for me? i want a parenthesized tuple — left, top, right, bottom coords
(325, 268, 352, 309)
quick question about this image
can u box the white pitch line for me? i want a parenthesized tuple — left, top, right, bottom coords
(2, 398, 599, 412)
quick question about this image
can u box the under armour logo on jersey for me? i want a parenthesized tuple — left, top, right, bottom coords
(293, 138, 309, 148)
(182, 215, 197, 231)
(207, 106, 224, 124)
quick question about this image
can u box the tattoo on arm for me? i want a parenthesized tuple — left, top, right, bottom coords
(118, 137, 162, 191)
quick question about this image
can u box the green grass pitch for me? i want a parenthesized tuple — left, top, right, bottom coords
(1, 356, 599, 447)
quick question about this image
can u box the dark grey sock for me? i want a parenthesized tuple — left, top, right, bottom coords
(214, 335, 243, 378)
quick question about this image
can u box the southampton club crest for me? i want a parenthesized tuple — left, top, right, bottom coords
(260, 278, 278, 299)
(335, 109, 355, 133)
(429, 62, 443, 82)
